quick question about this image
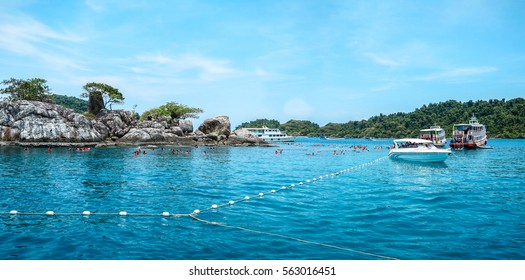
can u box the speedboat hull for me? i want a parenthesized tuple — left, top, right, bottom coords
(389, 138, 451, 163)
(389, 150, 451, 163)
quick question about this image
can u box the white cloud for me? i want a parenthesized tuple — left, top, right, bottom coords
(135, 53, 237, 81)
(0, 13, 85, 71)
(414, 66, 498, 81)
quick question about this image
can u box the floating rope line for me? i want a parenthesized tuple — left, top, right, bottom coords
(1, 155, 395, 259)
(193, 156, 389, 215)
(1, 156, 388, 218)
(0, 210, 190, 218)
(190, 214, 399, 260)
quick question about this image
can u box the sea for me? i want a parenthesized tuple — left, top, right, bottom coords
(0, 138, 524, 260)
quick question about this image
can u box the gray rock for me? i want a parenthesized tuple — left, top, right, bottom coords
(0, 100, 102, 142)
(92, 110, 136, 138)
(197, 116, 231, 136)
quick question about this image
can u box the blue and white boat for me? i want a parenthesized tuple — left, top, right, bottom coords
(389, 138, 451, 163)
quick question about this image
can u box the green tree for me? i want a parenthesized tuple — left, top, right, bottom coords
(51, 94, 88, 113)
(0, 78, 52, 102)
(140, 102, 203, 121)
(236, 119, 281, 130)
(280, 120, 320, 136)
(81, 82, 124, 114)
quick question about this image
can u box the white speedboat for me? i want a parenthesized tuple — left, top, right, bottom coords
(245, 126, 295, 142)
(389, 138, 451, 163)
(420, 125, 447, 147)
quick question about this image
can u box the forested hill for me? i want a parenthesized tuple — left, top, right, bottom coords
(51, 94, 88, 113)
(238, 98, 525, 138)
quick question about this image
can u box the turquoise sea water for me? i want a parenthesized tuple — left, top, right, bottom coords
(0, 138, 524, 260)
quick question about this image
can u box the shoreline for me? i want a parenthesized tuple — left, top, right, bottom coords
(0, 139, 276, 148)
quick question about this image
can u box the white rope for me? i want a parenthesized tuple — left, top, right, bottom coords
(1, 210, 189, 217)
(190, 214, 399, 260)
(1, 156, 389, 217)
(195, 155, 389, 214)
(1, 155, 395, 259)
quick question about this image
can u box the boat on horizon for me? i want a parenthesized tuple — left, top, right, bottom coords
(420, 125, 447, 147)
(245, 126, 295, 142)
(389, 138, 452, 163)
(450, 115, 487, 150)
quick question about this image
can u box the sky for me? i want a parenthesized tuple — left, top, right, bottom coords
(0, 0, 524, 128)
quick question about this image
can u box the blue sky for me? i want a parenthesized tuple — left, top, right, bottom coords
(1, 0, 524, 128)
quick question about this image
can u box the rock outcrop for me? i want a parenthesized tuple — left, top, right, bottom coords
(0, 100, 269, 147)
(0, 100, 102, 143)
(92, 110, 136, 139)
(197, 116, 231, 136)
(226, 128, 267, 146)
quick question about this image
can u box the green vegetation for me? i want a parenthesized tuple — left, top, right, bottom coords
(51, 94, 88, 113)
(280, 120, 320, 136)
(81, 82, 124, 113)
(236, 119, 281, 130)
(238, 98, 525, 139)
(140, 102, 203, 121)
(0, 78, 52, 102)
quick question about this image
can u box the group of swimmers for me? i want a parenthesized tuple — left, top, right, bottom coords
(132, 146, 212, 156)
(22, 146, 92, 152)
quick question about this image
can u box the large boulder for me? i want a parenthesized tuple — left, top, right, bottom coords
(117, 127, 181, 143)
(0, 100, 103, 142)
(92, 110, 136, 138)
(197, 116, 231, 136)
(227, 128, 269, 146)
(177, 119, 193, 134)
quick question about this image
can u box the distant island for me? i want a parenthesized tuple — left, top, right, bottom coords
(237, 98, 525, 139)
(1, 78, 524, 142)
(0, 78, 269, 147)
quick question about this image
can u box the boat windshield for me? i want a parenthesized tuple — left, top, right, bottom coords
(395, 141, 432, 149)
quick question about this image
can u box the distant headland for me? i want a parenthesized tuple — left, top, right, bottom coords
(238, 98, 525, 139)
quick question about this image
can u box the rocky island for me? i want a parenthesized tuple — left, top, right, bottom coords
(0, 100, 270, 147)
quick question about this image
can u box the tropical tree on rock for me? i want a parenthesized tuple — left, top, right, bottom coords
(140, 102, 203, 121)
(0, 78, 52, 102)
(81, 82, 124, 115)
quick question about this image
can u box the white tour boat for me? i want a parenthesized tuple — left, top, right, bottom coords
(389, 138, 452, 163)
(245, 126, 295, 142)
(450, 115, 487, 150)
(420, 125, 447, 147)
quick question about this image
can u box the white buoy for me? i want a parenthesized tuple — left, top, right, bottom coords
(271, 190, 276, 193)
(313, 178, 317, 181)
(281, 186, 286, 190)
(211, 204, 218, 209)
(258, 193, 264, 197)
(244, 196, 250, 200)
(228, 201, 235, 205)
(119, 211, 127, 216)
(46, 211, 55, 216)
(290, 184, 295, 187)
(82, 211, 91, 215)
(298, 182, 303, 185)
(9, 210, 17, 215)
(161, 212, 170, 217)
(306, 180, 311, 183)
(193, 209, 200, 214)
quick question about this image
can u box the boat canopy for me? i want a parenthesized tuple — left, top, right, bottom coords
(393, 138, 433, 144)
